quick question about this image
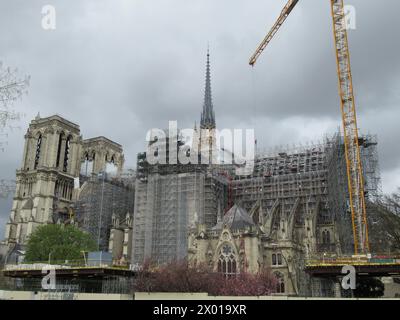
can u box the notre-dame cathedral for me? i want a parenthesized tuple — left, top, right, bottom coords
(1, 52, 400, 297)
(3, 113, 131, 249)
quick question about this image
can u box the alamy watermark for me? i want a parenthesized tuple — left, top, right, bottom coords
(341, 265, 356, 290)
(39, 4, 356, 31)
(41, 5, 56, 30)
(145, 121, 255, 176)
(344, 5, 357, 30)
(41, 265, 56, 290)
(41, 266, 79, 291)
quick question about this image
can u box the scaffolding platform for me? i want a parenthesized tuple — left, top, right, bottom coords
(3, 266, 134, 279)
(305, 257, 400, 277)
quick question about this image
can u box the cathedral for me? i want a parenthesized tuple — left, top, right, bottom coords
(131, 51, 396, 296)
(2, 51, 399, 297)
(2, 114, 133, 259)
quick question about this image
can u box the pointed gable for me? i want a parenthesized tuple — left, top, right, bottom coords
(213, 204, 255, 231)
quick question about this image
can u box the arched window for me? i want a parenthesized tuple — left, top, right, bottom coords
(63, 136, 71, 172)
(56, 133, 64, 168)
(322, 230, 331, 244)
(106, 154, 118, 176)
(54, 180, 59, 197)
(274, 272, 285, 293)
(80, 153, 93, 177)
(277, 253, 283, 265)
(272, 253, 277, 265)
(217, 244, 238, 278)
(34, 135, 42, 169)
(272, 253, 283, 266)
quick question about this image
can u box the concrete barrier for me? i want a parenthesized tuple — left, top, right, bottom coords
(1, 290, 399, 300)
(0, 290, 133, 300)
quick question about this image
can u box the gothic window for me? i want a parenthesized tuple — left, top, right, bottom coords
(54, 180, 59, 197)
(81, 153, 93, 177)
(56, 133, 64, 168)
(63, 183, 66, 198)
(217, 244, 237, 278)
(274, 272, 285, 293)
(106, 154, 118, 175)
(34, 135, 42, 169)
(322, 230, 331, 244)
(272, 253, 283, 266)
(63, 136, 71, 172)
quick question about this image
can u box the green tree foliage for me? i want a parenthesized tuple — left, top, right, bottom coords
(24, 224, 96, 263)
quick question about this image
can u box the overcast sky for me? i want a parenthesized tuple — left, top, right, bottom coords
(1, 0, 400, 238)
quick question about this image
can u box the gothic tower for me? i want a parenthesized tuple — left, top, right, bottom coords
(4, 114, 126, 250)
(4, 115, 82, 246)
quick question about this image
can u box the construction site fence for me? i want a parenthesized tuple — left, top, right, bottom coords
(2, 260, 130, 271)
(306, 256, 400, 266)
(0, 276, 134, 294)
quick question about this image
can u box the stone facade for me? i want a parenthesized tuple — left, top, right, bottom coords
(187, 203, 337, 296)
(74, 176, 134, 252)
(4, 114, 125, 249)
(109, 212, 133, 264)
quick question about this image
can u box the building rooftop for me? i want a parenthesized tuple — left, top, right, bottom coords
(31, 114, 80, 131)
(213, 204, 255, 231)
(83, 136, 123, 149)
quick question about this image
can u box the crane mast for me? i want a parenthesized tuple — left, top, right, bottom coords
(249, 0, 370, 254)
(330, 0, 369, 254)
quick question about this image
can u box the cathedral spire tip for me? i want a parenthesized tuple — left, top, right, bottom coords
(200, 47, 215, 130)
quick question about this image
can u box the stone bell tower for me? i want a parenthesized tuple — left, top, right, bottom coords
(5, 114, 82, 246)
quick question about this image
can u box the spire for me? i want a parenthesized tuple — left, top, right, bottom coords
(200, 48, 216, 129)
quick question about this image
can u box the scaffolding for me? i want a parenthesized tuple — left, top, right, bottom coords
(326, 132, 383, 254)
(132, 129, 382, 265)
(232, 139, 330, 232)
(229, 132, 381, 254)
(132, 168, 224, 265)
(74, 173, 134, 251)
(132, 131, 227, 265)
(359, 134, 382, 202)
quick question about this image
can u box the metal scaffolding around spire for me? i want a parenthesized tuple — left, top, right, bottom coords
(200, 48, 216, 129)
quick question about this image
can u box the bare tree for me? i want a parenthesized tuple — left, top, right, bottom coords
(0, 61, 30, 149)
(134, 259, 278, 296)
(0, 61, 29, 108)
(383, 187, 400, 217)
(0, 179, 16, 199)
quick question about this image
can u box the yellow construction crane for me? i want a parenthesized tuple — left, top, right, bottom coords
(249, 0, 369, 255)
